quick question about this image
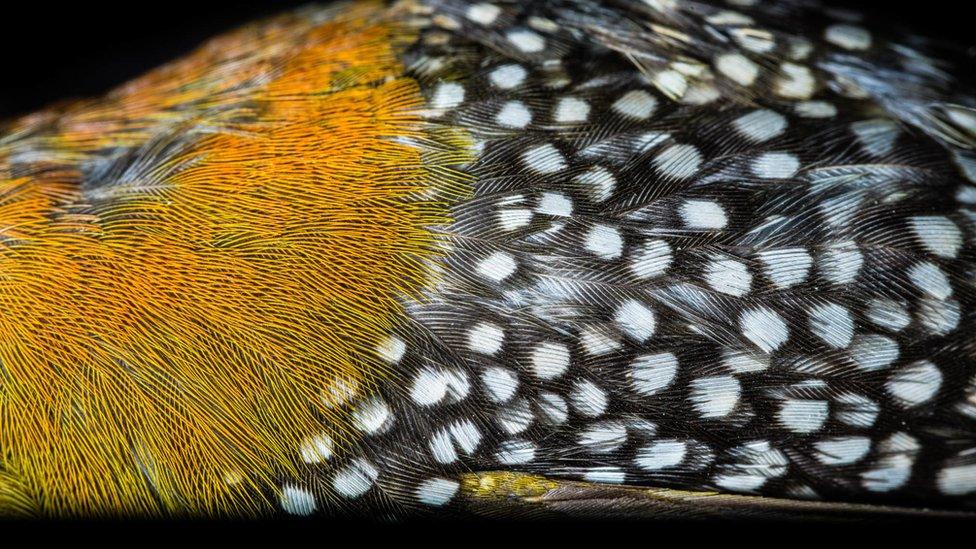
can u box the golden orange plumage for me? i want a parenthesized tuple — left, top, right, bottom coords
(0, 0, 469, 516)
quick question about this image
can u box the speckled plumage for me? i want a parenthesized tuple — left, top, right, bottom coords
(2, 0, 976, 518)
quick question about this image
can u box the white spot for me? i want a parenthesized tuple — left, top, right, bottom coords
(752, 152, 800, 179)
(723, 350, 768, 373)
(689, 375, 741, 418)
(908, 261, 953, 299)
(280, 485, 316, 516)
(815, 437, 872, 466)
(757, 247, 811, 288)
(706, 10, 754, 25)
(537, 192, 573, 217)
(909, 216, 963, 259)
(299, 433, 334, 464)
(376, 335, 406, 364)
(612, 90, 658, 120)
(537, 392, 569, 424)
(431, 82, 464, 110)
(352, 398, 392, 434)
(578, 421, 627, 453)
(523, 143, 567, 174)
(429, 419, 482, 464)
(795, 101, 837, 118)
(530, 342, 570, 380)
(654, 144, 703, 179)
(507, 29, 545, 53)
(715, 53, 759, 86)
(849, 334, 899, 371)
(713, 474, 767, 492)
(731, 28, 775, 54)
(653, 70, 688, 99)
(820, 242, 862, 285)
(554, 96, 590, 123)
(496, 101, 532, 128)
(410, 368, 449, 406)
(489, 64, 526, 89)
(573, 165, 616, 202)
(706, 257, 751, 296)
(937, 464, 976, 496)
(332, 459, 379, 499)
(636, 439, 687, 470)
(778, 399, 829, 434)
(887, 360, 943, 407)
(495, 439, 537, 464)
(836, 393, 879, 428)
(416, 477, 460, 506)
(714, 441, 788, 492)
(953, 150, 976, 184)
(443, 369, 470, 402)
(583, 467, 626, 484)
(476, 251, 517, 283)
(584, 224, 624, 259)
(482, 366, 518, 403)
(466, 2, 501, 25)
(851, 119, 899, 157)
(570, 379, 609, 417)
(956, 186, 976, 204)
(919, 298, 961, 336)
(467, 322, 505, 355)
(630, 352, 678, 396)
(497, 398, 533, 434)
(862, 457, 914, 492)
(740, 307, 789, 353)
(734, 109, 787, 142)
(615, 299, 657, 342)
(497, 209, 533, 232)
(866, 299, 911, 331)
(631, 239, 672, 279)
(680, 200, 728, 229)
(825, 24, 872, 51)
(775, 62, 816, 99)
(808, 302, 855, 349)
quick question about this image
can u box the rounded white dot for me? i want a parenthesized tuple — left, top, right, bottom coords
(584, 224, 624, 259)
(740, 307, 789, 353)
(416, 477, 460, 506)
(680, 199, 728, 229)
(752, 152, 800, 179)
(570, 379, 608, 417)
(489, 64, 527, 89)
(507, 29, 545, 52)
(636, 439, 687, 470)
(482, 366, 519, 403)
(612, 90, 658, 120)
(654, 143, 703, 179)
(467, 322, 505, 355)
(554, 96, 590, 123)
(530, 342, 570, 380)
(715, 53, 759, 86)
(431, 82, 464, 110)
(466, 3, 501, 25)
(496, 101, 532, 128)
(631, 352, 678, 396)
(734, 109, 787, 142)
(706, 257, 751, 296)
(825, 24, 872, 51)
(615, 299, 657, 342)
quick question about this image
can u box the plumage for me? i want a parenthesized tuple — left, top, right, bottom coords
(1, 0, 975, 518)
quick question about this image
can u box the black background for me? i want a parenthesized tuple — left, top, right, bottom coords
(0, 1, 973, 119)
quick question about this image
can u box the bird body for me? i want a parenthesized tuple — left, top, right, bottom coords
(1, 0, 975, 518)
